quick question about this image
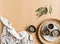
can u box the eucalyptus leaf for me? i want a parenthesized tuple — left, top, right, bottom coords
(49, 5, 52, 14)
(38, 11, 43, 16)
(36, 7, 48, 17)
(35, 8, 40, 12)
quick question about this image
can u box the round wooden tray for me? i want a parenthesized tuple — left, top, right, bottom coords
(38, 19, 60, 44)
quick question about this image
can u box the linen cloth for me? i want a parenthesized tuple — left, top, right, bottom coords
(0, 16, 34, 44)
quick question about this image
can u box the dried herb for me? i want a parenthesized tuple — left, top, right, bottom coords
(35, 7, 48, 17)
(35, 5, 52, 17)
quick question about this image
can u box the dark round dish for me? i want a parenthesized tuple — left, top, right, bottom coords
(27, 25, 36, 33)
(48, 23, 54, 29)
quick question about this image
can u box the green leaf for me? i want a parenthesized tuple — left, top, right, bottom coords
(35, 8, 40, 12)
(49, 5, 52, 14)
(36, 7, 48, 17)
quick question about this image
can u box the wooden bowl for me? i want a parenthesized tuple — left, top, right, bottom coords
(38, 19, 60, 44)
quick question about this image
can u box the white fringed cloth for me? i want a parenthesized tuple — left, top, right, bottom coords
(0, 16, 34, 44)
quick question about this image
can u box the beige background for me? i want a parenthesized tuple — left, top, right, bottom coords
(0, 0, 60, 44)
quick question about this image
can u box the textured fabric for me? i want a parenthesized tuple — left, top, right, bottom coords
(0, 16, 34, 44)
